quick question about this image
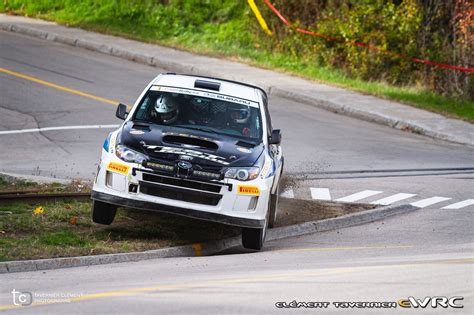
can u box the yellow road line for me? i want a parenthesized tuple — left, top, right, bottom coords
(0, 67, 119, 106)
(273, 245, 414, 253)
(0, 257, 471, 311)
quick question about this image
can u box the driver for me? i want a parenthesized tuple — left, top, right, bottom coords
(185, 97, 213, 125)
(150, 93, 179, 125)
(226, 105, 252, 137)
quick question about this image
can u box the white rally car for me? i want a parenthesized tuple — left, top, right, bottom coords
(91, 73, 283, 250)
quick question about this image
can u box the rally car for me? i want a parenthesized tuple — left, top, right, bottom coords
(91, 73, 283, 250)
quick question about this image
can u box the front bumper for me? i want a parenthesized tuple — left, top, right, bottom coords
(91, 190, 265, 228)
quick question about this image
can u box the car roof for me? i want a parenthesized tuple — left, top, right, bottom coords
(152, 73, 267, 103)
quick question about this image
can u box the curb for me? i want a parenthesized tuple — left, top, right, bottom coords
(0, 203, 418, 274)
(0, 20, 472, 146)
(0, 172, 72, 185)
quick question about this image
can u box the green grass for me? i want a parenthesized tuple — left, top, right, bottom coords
(1, 1, 473, 121)
(0, 199, 242, 261)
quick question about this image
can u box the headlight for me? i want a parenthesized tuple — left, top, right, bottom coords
(115, 145, 148, 164)
(225, 167, 259, 181)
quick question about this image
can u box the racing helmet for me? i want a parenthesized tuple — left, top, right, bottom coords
(154, 94, 178, 124)
(228, 106, 251, 124)
(191, 97, 211, 113)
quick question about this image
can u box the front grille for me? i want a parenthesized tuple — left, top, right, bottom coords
(142, 173, 221, 193)
(139, 172, 223, 206)
(140, 183, 221, 206)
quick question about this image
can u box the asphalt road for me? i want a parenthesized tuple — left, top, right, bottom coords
(0, 31, 473, 313)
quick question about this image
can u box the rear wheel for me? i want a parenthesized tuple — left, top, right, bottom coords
(92, 200, 117, 225)
(268, 184, 279, 228)
(242, 202, 269, 250)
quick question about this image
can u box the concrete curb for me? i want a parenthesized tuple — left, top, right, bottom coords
(0, 17, 472, 146)
(0, 172, 72, 185)
(0, 203, 418, 274)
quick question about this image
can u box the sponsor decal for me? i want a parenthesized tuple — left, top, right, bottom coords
(260, 159, 272, 178)
(238, 185, 260, 196)
(179, 155, 194, 161)
(107, 162, 129, 175)
(150, 86, 259, 108)
(143, 145, 230, 165)
(109, 133, 117, 154)
(129, 129, 145, 135)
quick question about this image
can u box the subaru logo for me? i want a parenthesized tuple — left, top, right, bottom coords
(177, 161, 192, 170)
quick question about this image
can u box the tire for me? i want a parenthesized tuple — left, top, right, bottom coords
(92, 200, 117, 225)
(268, 184, 279, 228)
(242, 202, 269, 250)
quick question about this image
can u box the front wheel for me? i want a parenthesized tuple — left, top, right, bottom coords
(268, 184, 279, 228)
(92, 200, 117, 225)
(242, 203, 269, 250)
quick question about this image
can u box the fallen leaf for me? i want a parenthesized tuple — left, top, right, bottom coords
(69, 216, 78, 225)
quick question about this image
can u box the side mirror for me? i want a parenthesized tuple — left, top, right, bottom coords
(269, 129, 281, 145)
(116, 103, 128, 120)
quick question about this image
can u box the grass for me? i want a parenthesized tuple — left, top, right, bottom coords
(0, 176, 240, 261)
(0, 176, 376, 262)
(0, 1, 473, 121)
(0, 199, 241, 262)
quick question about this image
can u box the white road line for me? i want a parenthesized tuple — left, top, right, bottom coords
(441, 199, 474, 210)
(0, 125, 119, 135)
(310, 188, 331, 200)
(410, 196, 452, 208)
(371, 193, 417, 205)
(280, 188, 294, 199)
(335, 190, 383, 203)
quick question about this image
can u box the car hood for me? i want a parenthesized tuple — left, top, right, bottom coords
(119, 121, 264, 168)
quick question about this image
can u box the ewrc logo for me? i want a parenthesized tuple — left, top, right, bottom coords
(398, 296, 463, 308)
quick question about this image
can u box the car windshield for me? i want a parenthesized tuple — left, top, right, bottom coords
(132, 89, 262, 143)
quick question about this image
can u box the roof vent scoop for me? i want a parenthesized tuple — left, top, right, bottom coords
(194, 80, 221, 91)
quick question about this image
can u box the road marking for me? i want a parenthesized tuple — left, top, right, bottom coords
(0, 67, 119, 106)
(441, 199, 474, 210)
(280, 188, 294, 198)
(1, 257, 471, 311)
(335, 190, 383, 202)
(410, 196, 452, 208)
(310, 187, 331, 200)
(371, 193, 417, 205)
(0, 124, 119, 136)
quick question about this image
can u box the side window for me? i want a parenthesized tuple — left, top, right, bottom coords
(134, 93, 154, 120)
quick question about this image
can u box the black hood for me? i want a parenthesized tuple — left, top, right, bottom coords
(119, 121, 264, 168)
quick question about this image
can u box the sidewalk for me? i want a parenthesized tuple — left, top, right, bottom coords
(1, 14, 472, 146)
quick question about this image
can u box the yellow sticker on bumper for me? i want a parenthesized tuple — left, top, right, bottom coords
(107, 162, 129, 175)
(238, 185, 260, 196)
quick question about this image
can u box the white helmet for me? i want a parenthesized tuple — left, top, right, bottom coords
(229, 106, 250, 124)
(154, 94, 178, 124)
